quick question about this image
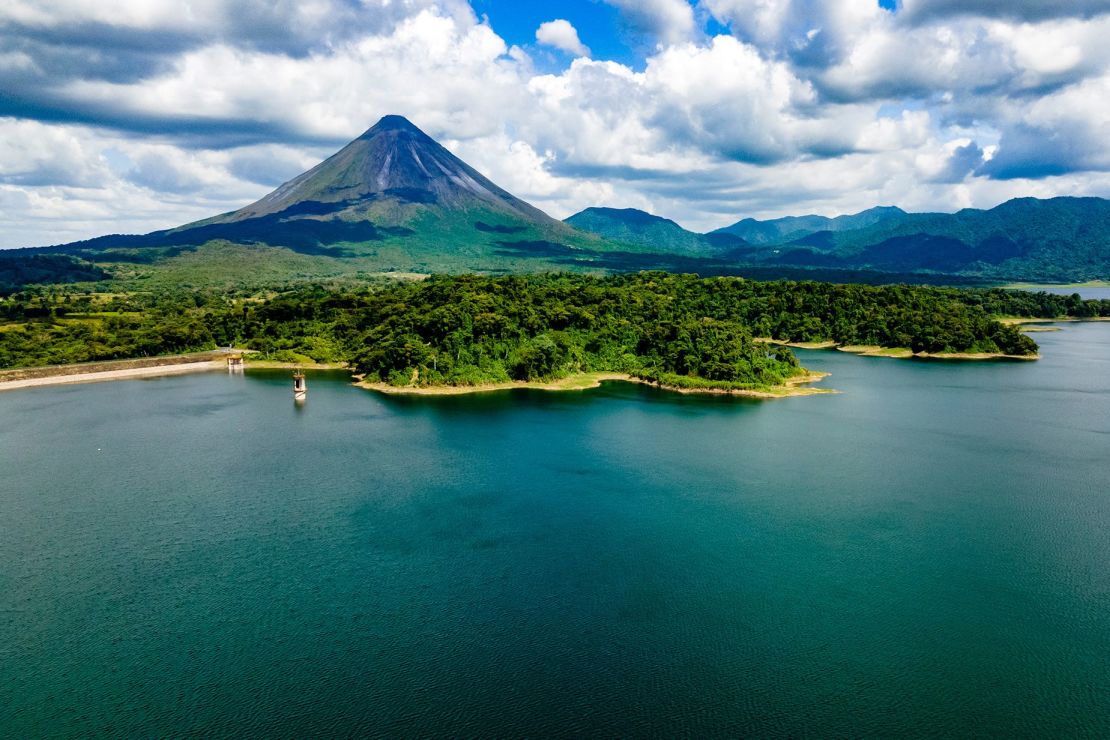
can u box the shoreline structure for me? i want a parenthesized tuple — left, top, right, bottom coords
(0, 360, 227, 391)
(0, 352, 350, 392)
(0, 351, 232, 392)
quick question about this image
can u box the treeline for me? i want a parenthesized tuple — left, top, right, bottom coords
(342, 277, 803, 389)
(954, 287, 1110, 318)
(334, 275, 1043, 388)
(0, 254, 110, 293)
(5, 274, 1107, 388)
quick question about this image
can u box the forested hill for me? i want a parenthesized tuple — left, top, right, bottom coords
(564, 207, 728, 255)
(4, 274, 1092, 391)
(761, 197, 1110, 281)
(0, 253, 109, 292)
(712, 206, 907, 244)
(565, 197, 1110, 283)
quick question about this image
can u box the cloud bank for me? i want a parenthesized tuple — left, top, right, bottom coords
(1, 0, 1109, 247)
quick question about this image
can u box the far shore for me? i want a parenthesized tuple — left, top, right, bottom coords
(1003, 281, 1110, 289)
(357, 370, 834, 399)
(1000, 317, 1110, 325)
(757, 338, 1038, 361)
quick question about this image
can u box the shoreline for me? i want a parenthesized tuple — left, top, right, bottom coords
(1003, 281, 1110, 289)
(758, 338, 1037, 361)
(999, 317, 1110, 325)
(0, 354, 344, 392)
(357, 370, 834, 399)
(0, 360, 225, 391)
(232, 360, 348, 371)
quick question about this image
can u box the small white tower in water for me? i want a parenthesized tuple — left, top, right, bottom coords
(293, 370, 307, 400)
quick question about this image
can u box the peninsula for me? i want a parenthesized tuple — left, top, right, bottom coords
(7, 273, 1100, 400)
(357, 369, 834, 399)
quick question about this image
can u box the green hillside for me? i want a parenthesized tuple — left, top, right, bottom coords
(565, 207, 728, 255)
(757, 197, 1110, 281)
(712, 206, 907, 245)
(567, 198, 1110, 283)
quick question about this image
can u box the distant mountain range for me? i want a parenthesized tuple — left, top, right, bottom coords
(14, 115, 1110, 287)
(712, 206, 908, 244)
(566, 198, 1110, 283)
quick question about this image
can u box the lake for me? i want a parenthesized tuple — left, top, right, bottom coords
(2, 323, 1109, 737)
(1016, 285, 1110, 300)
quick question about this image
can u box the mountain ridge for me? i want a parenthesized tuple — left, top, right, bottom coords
(15, 116, 1110, 285)
(563, 197, 1110, 282)
(712, 206, 907, 245)
(564, 207, 724, 256)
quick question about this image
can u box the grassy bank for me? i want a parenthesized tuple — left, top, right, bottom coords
(359, 370, 833, 399)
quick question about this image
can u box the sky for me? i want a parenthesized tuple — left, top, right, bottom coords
(2, 0, 1110, 248)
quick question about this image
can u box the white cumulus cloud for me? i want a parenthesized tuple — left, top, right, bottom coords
(3, 0, 1110, 246)
(535, 19, 590, 57)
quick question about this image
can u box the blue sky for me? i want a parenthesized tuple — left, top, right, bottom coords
(473, 0, 639, 66)
(476, 0, 897, 66)
(1, 0, 1109, 247)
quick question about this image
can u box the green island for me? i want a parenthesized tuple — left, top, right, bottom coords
(5, 273, 1109, 397)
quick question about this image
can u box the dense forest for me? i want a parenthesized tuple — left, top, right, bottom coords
(4, 274, 1107, 389)
(0, 253, 110, 292)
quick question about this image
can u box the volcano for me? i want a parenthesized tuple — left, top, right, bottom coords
(42, 115, 602, 275)
(220, 115, 560, 225)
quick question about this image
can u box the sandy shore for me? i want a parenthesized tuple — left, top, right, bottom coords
(917, 351, 1039, 361)
(359, 370, 834, 399)
(839, 345, 1038, 361)
(836, 345, 914, 358)
(1003, 281, 1110, 289)
(756, 339, 838, 350)
(359, 372, 629, 396)
(0, 360, 225, 391)
(758, 338, 1036, 361)
(636, 371, 833, 398)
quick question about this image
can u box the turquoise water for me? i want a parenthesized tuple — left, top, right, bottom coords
(2, 324, 1109, 736)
